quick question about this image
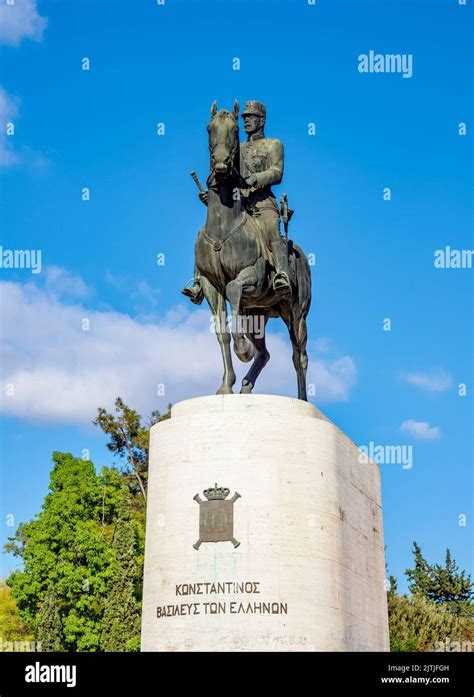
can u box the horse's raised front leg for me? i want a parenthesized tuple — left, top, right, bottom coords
(240, 313, 270, 394)
(226, 266, 258, 363)
(200, 276, 236, 394)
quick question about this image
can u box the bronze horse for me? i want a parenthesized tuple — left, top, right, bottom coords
(192, 100, 311, 400)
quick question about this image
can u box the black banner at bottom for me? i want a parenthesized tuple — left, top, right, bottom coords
(0, 651, 472, 695)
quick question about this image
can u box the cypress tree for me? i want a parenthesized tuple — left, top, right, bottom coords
(431, 549, 473, 617)
(36, 585, 64, 651)
(406, 542, 435, 598)
(406, 543, 473, 618)
(100, 498, 140, 651)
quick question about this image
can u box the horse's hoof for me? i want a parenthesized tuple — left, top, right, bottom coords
(240, 380, 253, 395)
(216, 386, 234, 395)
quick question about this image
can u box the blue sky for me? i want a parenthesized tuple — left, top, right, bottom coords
(0, 0, 472, 593)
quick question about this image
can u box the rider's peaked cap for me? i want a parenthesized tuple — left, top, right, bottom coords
(241, 101, 266, 118)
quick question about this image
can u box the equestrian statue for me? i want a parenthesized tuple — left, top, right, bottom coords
(182, 100, 312, 401)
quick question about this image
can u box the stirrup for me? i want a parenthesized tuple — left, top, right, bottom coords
(182, 280, 204, 305)
(273, 272, 291, 294)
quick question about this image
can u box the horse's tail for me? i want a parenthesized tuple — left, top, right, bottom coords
(290, 241, 312, 319)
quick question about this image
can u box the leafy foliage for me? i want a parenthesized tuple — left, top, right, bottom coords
(100, 499, 141, 651)
(0, 581, 33, 644)
(406, 543, 473, 617)
(388, 590, 465, 651)
(36, 585, 64, 651)
(3, 400, 174, 652)
(388, 542, 474, 652)
(94, 397, 171, 502)
(5, 452, 142, 651)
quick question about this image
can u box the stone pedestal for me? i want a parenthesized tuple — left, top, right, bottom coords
(141, 394, 389, 651)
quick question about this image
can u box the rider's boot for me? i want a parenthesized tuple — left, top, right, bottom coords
(182, 279, 204, 305)
(271, 237, 292, 297)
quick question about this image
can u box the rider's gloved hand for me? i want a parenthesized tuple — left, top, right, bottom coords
(245, 175, 258, 189)
(199, 191, 209, 206)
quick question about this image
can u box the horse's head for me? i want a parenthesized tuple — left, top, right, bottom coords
(207, 100, 239, 179)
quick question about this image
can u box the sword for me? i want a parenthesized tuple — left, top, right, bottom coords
(280, 193, 294, 244)
(190, 170, 205, 194)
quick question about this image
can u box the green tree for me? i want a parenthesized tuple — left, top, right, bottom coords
(5, 452, 131, 651)
(3, 399, 166, 652)
(430, 549, 473, 617)
(100, 499, 141, 651)
(94, 397, 171, 502)
(406, 542, 435, 598)
(388, 591, 465, 652)
(406, 543, 473, 617)
(0, 581, 33, 645)
(36, 585, 64, 651)
(387, 574, 398, 602)
(388, 544, 474, 651)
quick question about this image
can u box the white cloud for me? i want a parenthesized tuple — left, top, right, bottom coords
(400, 420, 441, 440)
(0, 86, 20, 167)
(401, 370, 452, 392)
(0, 85, 49, 170)
(311, 353, 356, 402)
(44, 266, 92, 300)
(0, 0, 47, 47)
(0, 280, 357, 425)
(314, 337, 336, 354)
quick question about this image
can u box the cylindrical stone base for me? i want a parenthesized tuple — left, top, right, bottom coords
(141, 394, 389, 651)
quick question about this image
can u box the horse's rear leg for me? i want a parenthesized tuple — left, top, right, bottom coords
(293, 313, 309, 401)
(240, 314, 270, 394)
(200, 276, 236, 394)
(283, 307, 309, 401)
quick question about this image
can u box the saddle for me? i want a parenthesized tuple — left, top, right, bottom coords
(200, 210, 297, 286)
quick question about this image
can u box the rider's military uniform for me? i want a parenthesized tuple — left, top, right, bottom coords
(240, 133, 283, 215)
(240, 101, 289, 289)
